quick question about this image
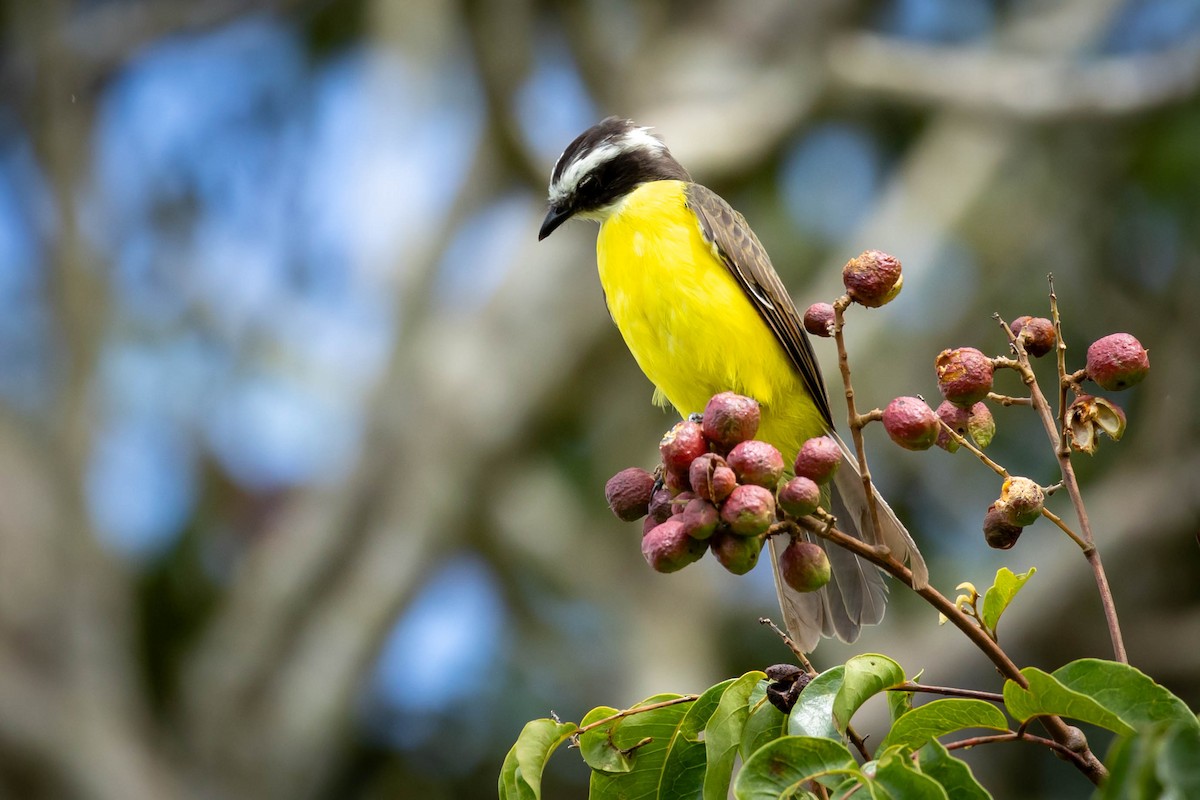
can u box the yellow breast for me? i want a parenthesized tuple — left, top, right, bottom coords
(596, 180, 827, 458)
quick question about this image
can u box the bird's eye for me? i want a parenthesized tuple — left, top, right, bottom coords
(579, 174, 598, 192)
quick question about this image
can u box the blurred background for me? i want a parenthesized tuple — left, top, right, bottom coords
(1, 0, 1199, 797)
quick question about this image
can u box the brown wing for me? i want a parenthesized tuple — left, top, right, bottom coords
(685, 183, 833, 428)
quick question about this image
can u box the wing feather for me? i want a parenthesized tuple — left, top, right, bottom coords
(684, 183, 833, 428)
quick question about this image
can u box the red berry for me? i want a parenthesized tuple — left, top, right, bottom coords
(1011, 316, 1056, 358)
(689, 453, 737, 503)
(793, 436, 841, 484)
(604, 467, 656, 521)
(1086, 333, 1149, 391)
(648, 486, 675, 524)
(843, 250, 903, 307)
(702, 392, 760, 449)
(720, 484, 776, 537)
(936, 347, 994, 407)
(803, 303, 836, 337)
(882, 396, 940, 451)
(726, 440, 785, 489)
(778, 476, 821, 518)
(659, 420, 708, 476)
(935, 401, 968, 452)
(779, 539, 831, 592)
(642, 519, 707, 573)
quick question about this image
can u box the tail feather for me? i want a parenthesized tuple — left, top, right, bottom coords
(832, 436, 929, 590)
(772, 438, 926, 652)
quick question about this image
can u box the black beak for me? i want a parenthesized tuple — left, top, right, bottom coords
(538, 204, 572, 241)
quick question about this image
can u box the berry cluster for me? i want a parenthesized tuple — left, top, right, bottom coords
(603, 392, 841, 593)
(857, 310, 1148, 550)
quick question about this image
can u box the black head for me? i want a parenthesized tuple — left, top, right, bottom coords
(538, 117, 691, 240)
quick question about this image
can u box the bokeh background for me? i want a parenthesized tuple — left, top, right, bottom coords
(2, 0, 1199, 798)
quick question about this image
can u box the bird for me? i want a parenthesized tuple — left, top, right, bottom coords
(538, 117, 925, 651)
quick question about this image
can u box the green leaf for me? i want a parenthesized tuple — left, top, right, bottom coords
(579, 706, 629, 772)
(789, 666, 844, 740)
(833, 654, 907, 733)
(918, 740, 992, 800)
(586, 693, 706, 800)
(880, 699, 1009, 751)
(888, 685, 914, 724)
(498, 718, 578, 800)
(1004, 659, 1197, 736)
(1004, 668, 1133, 736)
(1052, 659, 1197, 730)
(1157, 720, 1200, 797)
(1098, 720, 1200, 800)
(733, 736, 858, 800)
(741, 682, 788, 761)
(703, 672, 765, 800)
(980, 567, 1035, 638)
(871, 747, 949, 799)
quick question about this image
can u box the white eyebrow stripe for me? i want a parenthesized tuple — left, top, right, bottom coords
(549, 141, 620, 204)
(547, 127, 666, 204)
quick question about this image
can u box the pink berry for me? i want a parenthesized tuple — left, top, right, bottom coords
(936, 347, 994, 408)
(882, 396, 940, 451)
(1086, 333, 1149, 391)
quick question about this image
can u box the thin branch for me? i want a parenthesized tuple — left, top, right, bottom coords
(889, 682, 1004, 703)
(832, 296, 886, 547)
(759, 617, 815, 672)
(987, 392, 1032, 407)
(784, 517, 1109, 785)
(994, 313, 1128, 664)
(946, 731, 1091, 772)
(574, 695, 701, 736)
(938, 421, 1008, 478)
(1040, 507, 1089, 551)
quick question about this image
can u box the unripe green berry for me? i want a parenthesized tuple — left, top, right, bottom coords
(778, 476, 821, 518)
(780, 539, 831, 592)
(720, 484, 776, 537)
(710, 530, 763, 575)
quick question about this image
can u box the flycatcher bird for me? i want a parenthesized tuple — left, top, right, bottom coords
(539, 117, 925, 651)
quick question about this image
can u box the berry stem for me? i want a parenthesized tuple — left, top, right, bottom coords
(937, 420, 1008, 478)
(995, 313, 1128, 664)
(832, 296, 886, 549)
(986, 392, 1032, 407)
(1049, 275, 1072, 455)
(788, 515, 1109, 786)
